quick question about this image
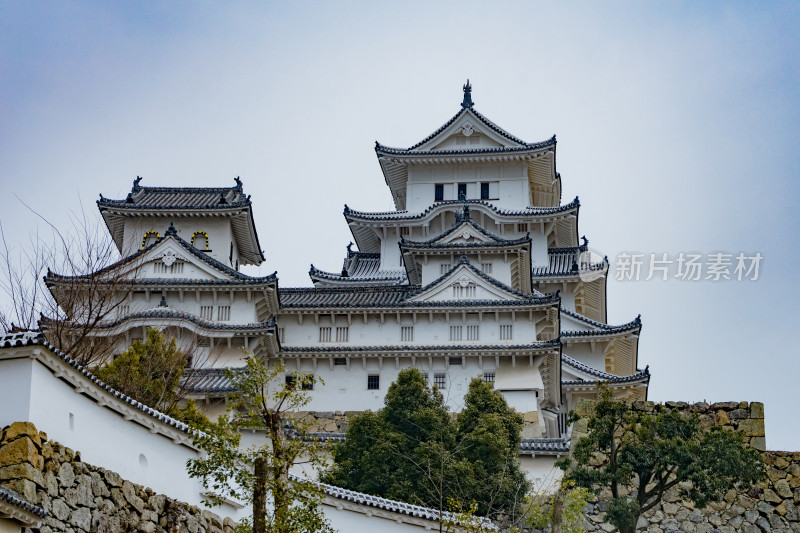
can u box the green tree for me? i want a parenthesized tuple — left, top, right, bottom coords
(187, 356, 332, 533)
(557, 385, 765, 533)
(323, 368, 530, 526)
(94, 327, 187, 413)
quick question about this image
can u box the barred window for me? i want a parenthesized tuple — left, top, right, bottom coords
(400, 227, 410, 237)
(517, 223, 527, 233)
(278, 327, 285, 343)
(367, 375, 380, 390)
(200, 306, 213, 320)
(401, 326, 414, 342)
(481, 263, 492, 274)
(440, 263, 451, 275)
(421, 373, 429, 383)
(449, 326, 462, 341)
(500, 324, 513, 340)
(453, 285, 476, 298)
(467, 325, 479, 341)
(153, 261, 184, 274)
(483, 372, 495, 386)
(217, 306, 231, 322)
(286, 374, 314, 391)
(434, 373, 446, 389)
(319, 327, 332, 343)
(116, 304, 130, 318)
(335, 326, 349, 342)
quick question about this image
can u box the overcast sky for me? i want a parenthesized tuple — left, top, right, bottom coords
(1, 2, 798, 449)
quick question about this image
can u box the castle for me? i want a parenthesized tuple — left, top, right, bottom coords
(1, 83, 660, 531)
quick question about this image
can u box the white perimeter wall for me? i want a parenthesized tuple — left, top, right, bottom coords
(0, 352, 248, 522)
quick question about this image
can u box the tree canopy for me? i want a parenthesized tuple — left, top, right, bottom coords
(558, 385, 765, 533)
(322, 368, 529, 525)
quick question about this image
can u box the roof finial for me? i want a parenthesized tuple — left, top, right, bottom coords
(234, 176, 242, 189)
(461, 79, 474, 109)
(133, 176, 142, 189)
(159, 295, 168, 307)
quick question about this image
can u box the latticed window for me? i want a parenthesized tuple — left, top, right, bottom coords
(481, 263, 492, 274)
(467, 325, 479, 341)
(200, 306, 213, 320)
(500, 324, 513, 340)
(453, 285, 476, 298)
(319, 327, 332, 343)
(335, 326, 349, 342)
(449, 326, 462, 341)
(401, 326, 414, 342)
(367, 375, 380, 390)
(217, 306, 231, 321)
(434, 373, 446, 389)
(483, 372, 495, 386)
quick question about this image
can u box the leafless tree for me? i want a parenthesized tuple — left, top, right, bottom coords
(0, 200, 138, 365)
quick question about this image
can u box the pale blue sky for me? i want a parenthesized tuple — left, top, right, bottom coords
(1, 2, 798, 449)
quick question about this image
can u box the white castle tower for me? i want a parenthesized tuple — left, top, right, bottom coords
(46, 82, 649, 453)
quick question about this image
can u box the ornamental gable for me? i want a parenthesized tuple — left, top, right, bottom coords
(413, 109, 527, 152)
(406, 262, 524, 303)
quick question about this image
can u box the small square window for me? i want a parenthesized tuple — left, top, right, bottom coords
(500, 324, 513, 340)
(401, 326, 414, 342)
(286, 374, 314, 391)
(483, 372, 495, 386)
(334, 357, 347, 366)
(435, 184, 444, 202)
(367, 375, 380, 390)
(467, 325, 480, 341)
(449, 356, 462, 366)
(434, 373, 446, 389)
(480, 182, 490, 200)
(450, 325, 463, 341)
(335, 326, 349, 342)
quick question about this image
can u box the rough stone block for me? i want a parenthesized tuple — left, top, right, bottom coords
(2, 422, 41, 447)
(776, 479, 794, 499)
(0, 461, 44, 487)
(0, 435, 39, 467)
(729, 408, 749, 420)
(711, 402, 740, 410)
(750, 402, 765, 419)
(737, 418, 765, 437)
(751, 436, 767, 451)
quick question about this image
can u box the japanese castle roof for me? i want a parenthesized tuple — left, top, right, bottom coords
(532, 243, 608, 278)
(281, 256, 556, 310)
(45, 223, 277, 287)
(183, 367, 241, 394)
(97, 177, 265, 265)
(561, 315, 641, 339)
(69, 305, 278, 335)
(344, 197, 579, 223)
(399, 211, 532, 250)
(0, 485, 47, 520)
(309, 248, 408, 287)
(561, 354, 650, 385)
(374, 82, 558, 210)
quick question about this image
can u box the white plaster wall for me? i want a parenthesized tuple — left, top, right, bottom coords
(406, 162, 529, 212)
(0, 358, 33, 426)
(0, 355, 248, 521)
(563, 342, 607, 372)
(278, 311, 539, 347)
(122, 217, 237, 267)
(0, 517, 22, 533)
(519, 455, 563, 493)
(324, 505, 436, 532)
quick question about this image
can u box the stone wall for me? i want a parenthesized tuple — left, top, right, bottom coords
(0, 422, 235, 533)
(573, 401, 800, 532)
